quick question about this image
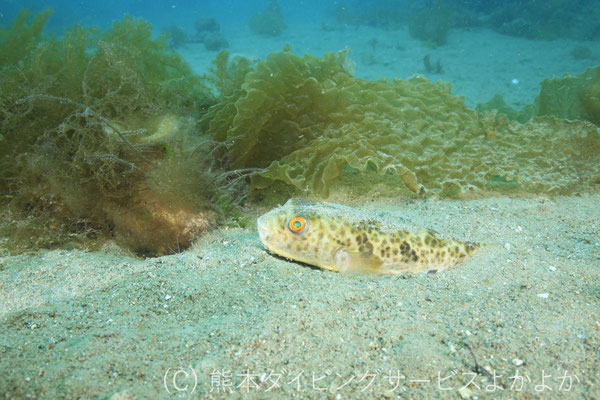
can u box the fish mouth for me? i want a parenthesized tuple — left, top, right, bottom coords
(257, 215, 269, 244)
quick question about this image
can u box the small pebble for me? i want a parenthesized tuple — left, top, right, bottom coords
(458, 386, 472, 399)
(504, 243, 511, 250)
(164, 295, 172, 300)
(548, 266, 557, 271)
(515, 226, 523, 233)
(537, 293, 549, 299)
(512, 358, 524, 366)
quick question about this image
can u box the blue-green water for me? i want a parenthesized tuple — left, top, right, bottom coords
(1, 1, 599, 399)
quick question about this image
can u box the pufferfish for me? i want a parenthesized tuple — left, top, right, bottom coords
(257, 198, 479, 274)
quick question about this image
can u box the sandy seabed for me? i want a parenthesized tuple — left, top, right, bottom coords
(1, 20, 600, 400)
(1, 193, 599, 399)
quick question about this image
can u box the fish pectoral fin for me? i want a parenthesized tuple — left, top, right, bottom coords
(334, 249, 384, 274)
(419, 227, 440, 236)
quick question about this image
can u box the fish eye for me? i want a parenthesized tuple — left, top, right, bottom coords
(288, 216, 307, 233)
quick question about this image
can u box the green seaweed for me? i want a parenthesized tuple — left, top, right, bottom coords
(0, 9, 53, 66)
(476, 94, 534, 123)
(203, 50, 253, 99)
(202, 47, 361, 170)
(480, 66, 600, 126)
(202, 48, 600, 198)
(102, 15, 211, 115)
(536, 66, 600, 125)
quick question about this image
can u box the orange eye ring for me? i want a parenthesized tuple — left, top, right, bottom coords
(289, 217, 307, 233)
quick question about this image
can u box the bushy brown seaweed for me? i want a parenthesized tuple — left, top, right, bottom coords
(0, 11, 246, 256)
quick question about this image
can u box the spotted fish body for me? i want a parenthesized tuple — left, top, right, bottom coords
(257, 198, 479, 274)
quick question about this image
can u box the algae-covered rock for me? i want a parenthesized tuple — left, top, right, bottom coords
(248, 0, 286, 37)
(407, 4, 454, 47)
(571, 46, 593, 60)
(203, 49, 600, 198)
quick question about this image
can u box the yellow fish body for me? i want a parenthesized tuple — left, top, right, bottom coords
(257, 198, 479, 274)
